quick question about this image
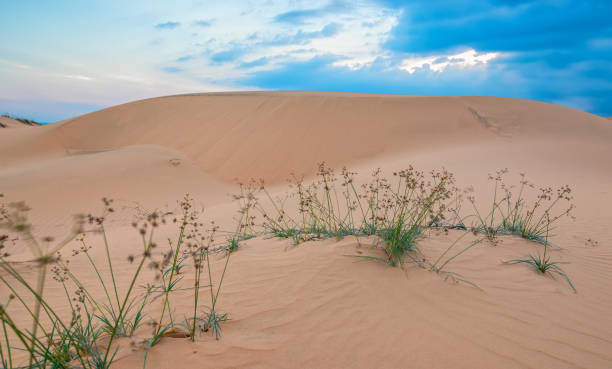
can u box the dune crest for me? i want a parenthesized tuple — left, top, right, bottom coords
(4, 93, 611, 183)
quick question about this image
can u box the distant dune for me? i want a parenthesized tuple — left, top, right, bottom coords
(2, 92, 611, 218)
(1, 92, 611, 369)
(0, 115, 42, 128)
(3, 92, 612, 182)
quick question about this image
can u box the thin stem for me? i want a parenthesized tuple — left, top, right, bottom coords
(191, 250, 204, 341)
(1, 303, 12, 368)
(102, 226, 121, 312)
(83, 242, 116, 316)
(102, 228, 155, 365)
(437, 238, 485, 272)
(431, 231, 470, 270)
(156, 210, 188, 335)
(28, 261, 48, 368)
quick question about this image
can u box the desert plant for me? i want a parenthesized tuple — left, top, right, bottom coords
(0, 200, 84, 367)
(182, 217, 219, 341)
(430, 230, 485, 273)
(506, 254, 575, 291)
(202, 239, 232, 340)
(468, 170, 574, 245)
(501, 180, 574, 244)
(155, 195, 192, 337)
(506, 215, 576, 292)
(375, 168, 456, 266)
(233, 179, 263, 239)
(0, 193, 234, 368)
(250, 164, 458, 266)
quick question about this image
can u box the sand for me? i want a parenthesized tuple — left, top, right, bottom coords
(0, 116, 39, 129)
(1, 92, 611, 368)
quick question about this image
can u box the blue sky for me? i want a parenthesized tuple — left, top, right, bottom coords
(0, 0, 610, 122)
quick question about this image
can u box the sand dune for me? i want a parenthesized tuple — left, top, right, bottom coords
(5, 93, 612, 183)
(2, 92, 611, 229)
(0, 115, 41, 129)
(1, 92, 612, 368)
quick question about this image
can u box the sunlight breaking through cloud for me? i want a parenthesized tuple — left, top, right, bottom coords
(399, 49, 500, 74)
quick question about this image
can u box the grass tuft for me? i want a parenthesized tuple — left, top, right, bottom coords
(505, 215, 576, 292)
(0, 194, 235, 368)
(505, 254, 576, 292)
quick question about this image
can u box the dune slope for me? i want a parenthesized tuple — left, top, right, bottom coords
(3, 92, 612, 182)
(1, 92, 611, 369)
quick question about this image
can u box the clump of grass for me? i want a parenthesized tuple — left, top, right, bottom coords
(0, 194, 234, 368)
(468, 170, 575, 245)
(199, 245, 232, 340)
(185, 221, 216, 341)
(0, 200, 86, 368)
(244, 163, 458, 266)
(182, 218, 233, 341)
(68, 202, 152, 342)
(506, 254, 575, 291)
(240, 165, 579, 291)
(154, 195, 192, 338)
(378, 168, 456, 266)
(506, 215, 576, 292)
(232, 179, 262, 239)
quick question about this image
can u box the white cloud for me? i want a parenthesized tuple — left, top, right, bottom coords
(63, 74, 93, 81)
(399, 49, 500, 74)
(333, 56, 378, 70)
(167, 1, 400, 76)
(0, 59, 32, 70)
(0, 1, 399, 109)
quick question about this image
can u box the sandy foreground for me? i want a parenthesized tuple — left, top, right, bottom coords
(1, 92, 611, 368)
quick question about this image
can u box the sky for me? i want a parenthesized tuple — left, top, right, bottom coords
(0, 0, 610, 122)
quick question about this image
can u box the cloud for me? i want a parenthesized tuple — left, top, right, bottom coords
(197, 3, 399, 73)
(162, 66, 182, 73)
(273, 1, 350, 24)
(368, 0, 611, 115)
(63, 74, 93, 81)
(384, 1, 611, 54)
(239, 54, 526, 102)
(193, 19, 212, 27)
(0, 59, 33, 70)
(238, 57, 271, 69)
(399, 49, 500, 74)
(320, 23, 342, 37)
(176, 55, 196, 62)
(210, 47, 245, 63)
(237, 42, 611, 116)
(262, 23, 343, 46)
(155, 21, 180, 30)
(3, 0, 610, 120)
